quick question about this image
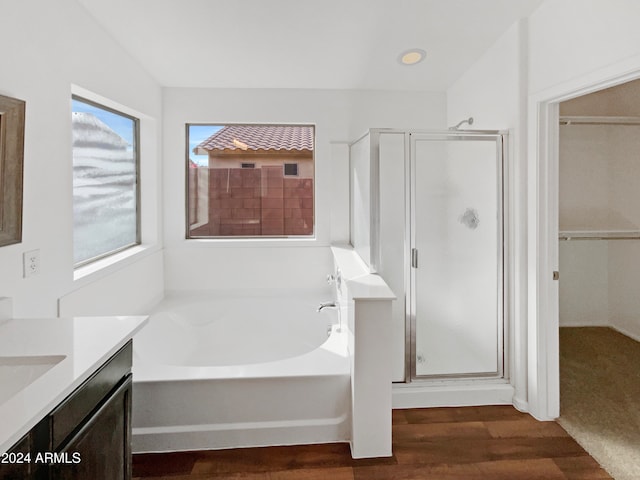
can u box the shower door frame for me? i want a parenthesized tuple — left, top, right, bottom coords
(405, 130, 508, 382)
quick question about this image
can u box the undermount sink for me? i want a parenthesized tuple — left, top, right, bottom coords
(0, 355, 66, 405)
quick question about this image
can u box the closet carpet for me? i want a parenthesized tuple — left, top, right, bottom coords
(559, 327, 640, 480)
(133, 405, 611, 479)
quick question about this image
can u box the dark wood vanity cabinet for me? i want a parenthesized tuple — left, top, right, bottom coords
(3, 431, 31, 480)
(2, 418, 50, 480)
(0, 341, 133, 480)
(50, 376, 132, 480)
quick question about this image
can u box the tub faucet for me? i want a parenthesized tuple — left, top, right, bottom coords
(317, 301, 337, 312)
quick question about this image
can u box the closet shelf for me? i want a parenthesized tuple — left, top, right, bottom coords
(559, 115, 640, 126)
(559, 230, 640, 240)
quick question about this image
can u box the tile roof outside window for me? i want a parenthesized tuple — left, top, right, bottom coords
(194, 125, 314, 154)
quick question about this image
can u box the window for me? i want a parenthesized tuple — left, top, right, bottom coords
(187, 124, 314, 238)
(71, 96, 140, 266)
(283, 163, 299, 176)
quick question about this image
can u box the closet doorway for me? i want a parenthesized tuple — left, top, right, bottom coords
(558, 78, 640, 480)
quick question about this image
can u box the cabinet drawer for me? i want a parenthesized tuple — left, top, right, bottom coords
(51, 341, 132, 449)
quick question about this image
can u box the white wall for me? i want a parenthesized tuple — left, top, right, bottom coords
(607, 128, 640, 340)
(162, 88, 445, 292)
(528, 0, 640, 96)
(609, 242, 640, 341)
(560, 78, 640, 116)
(0, 0, 163, 317)
(58, 251, 164, 316)
(558, 242, 609, 327)
(349, 91, 446, 138)
(558, 126, 611, 231)
(447, 21, 523, 131)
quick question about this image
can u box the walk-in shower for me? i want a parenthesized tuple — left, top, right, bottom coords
(350, 128, 507, 385)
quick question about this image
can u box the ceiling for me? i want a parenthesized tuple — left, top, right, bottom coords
(77, 0, 543, 91)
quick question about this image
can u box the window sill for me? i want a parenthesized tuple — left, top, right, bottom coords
(73, 244, 160, 283)
(183, 236, 320, 248)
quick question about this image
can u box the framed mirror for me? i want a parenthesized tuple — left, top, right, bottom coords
(0, 94, 25, 247)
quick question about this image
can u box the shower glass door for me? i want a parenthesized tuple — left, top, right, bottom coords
(410, 133, 504, 379)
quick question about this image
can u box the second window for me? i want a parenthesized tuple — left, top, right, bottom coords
(187, 124, 315, 238)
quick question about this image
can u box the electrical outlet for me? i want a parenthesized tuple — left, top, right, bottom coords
(23, 249, 40, 278)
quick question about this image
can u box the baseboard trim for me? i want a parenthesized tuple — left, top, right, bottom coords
(132, 416, 349, 453)
(392, 382, 515, 409)
(559, 322, 610, 328)
(512, 396, 529, 413)
(610, 324, 640, 343)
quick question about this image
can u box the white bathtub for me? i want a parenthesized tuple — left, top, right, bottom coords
(131, 290, 351, 453)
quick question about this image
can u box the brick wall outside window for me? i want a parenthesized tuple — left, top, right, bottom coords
(189, 166, 313, 237)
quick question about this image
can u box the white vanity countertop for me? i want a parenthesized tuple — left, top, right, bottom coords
(0, 315, 148, 453)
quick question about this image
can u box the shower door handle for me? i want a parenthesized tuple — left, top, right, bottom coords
(411, 248, 418, 268)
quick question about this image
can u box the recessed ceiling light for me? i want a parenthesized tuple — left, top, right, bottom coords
(399, 49, 426, 66)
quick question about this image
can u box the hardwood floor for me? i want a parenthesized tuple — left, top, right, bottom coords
(133, 406, 612, 479)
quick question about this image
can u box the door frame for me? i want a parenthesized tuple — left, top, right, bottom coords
(528, 62, 640, 420)
(405, 130, 508, 382)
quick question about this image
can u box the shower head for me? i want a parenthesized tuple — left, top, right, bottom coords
(449, 117, 474, 130)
